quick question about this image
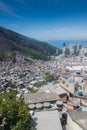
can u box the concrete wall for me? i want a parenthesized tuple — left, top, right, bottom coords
(66, 114, 83, 130)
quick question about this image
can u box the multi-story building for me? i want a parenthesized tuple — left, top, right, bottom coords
(69, 44, 76, 56)
(80, 47, 87, 57)
(77, 44, 82, 51)
(62, 47, 67, 57)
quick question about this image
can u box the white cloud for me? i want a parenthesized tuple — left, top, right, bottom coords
(0, 1, 12, 14)
(9, 24, 19, 27)
(0, 1, 23, 18)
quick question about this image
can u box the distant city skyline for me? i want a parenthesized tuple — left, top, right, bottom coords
(47, 40, 87, 48)
(0, 0, 87, 40)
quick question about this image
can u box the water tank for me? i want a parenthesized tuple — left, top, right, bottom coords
(43, 102, 51, 109)
(56, 101, 63, 111)
(36, 103, 43, 110)
(77, 91, 83, 96)
(29, 104, 36, 110)
(62, 112, 67, 124)
(60, 112, 67, 125)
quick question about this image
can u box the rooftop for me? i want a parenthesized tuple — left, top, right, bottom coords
(24, 92, 60, 104)
(68, 111, 87, 130)
(33, 110, 62, 130)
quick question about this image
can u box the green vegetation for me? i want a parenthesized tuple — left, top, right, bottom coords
(0, 49, 17, 62)
(4, 82, 16, 92)
(10, 52, 16, 63)
(28, 87, 38, 93)
(45, 74, 54, 82)
(26, 48, 50, 60)
(17, 74, 25, 79)
(0, 49, 5, 61)
(27, 81, 46, 93)
(5, 82, 16, 89)
(0, 91, 32, 130)
(0, 26, 56, 61)
(35, 81, 46, 88)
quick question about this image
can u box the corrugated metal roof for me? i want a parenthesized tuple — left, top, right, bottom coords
(24, 92, 60, 104)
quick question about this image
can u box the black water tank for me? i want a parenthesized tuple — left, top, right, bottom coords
(62, 113, 67, 125)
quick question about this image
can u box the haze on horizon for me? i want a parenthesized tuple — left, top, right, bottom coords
(0, 0, 87, 41)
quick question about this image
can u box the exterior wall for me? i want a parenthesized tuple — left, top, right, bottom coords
(65, 81, 75, 94)
(81, 98, 87, 105)
(80, 47, 87, 57)
(60, 96, 67, 103)
(59, 78, 75, 94)
(66, 115, 83, 130)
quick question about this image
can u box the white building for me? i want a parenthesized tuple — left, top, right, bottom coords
(80, 47, 87, 57)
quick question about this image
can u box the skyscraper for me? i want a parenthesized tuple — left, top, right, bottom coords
(63, 43, 66, 47)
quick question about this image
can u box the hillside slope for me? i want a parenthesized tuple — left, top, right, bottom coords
(0, 27, 56, 60)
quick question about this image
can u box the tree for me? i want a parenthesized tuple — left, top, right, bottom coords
(0, 91, 32, 130)
(35, 81, 46, 88)
(45, 74, 54, 82)
(10, 52, 16, 63)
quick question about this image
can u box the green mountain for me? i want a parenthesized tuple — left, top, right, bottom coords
(0, 26, 56, 60)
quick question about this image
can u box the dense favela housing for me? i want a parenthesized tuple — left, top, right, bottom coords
(0, 42, 87, 130)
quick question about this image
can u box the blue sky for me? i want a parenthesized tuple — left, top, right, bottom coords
(0, 0, 87, 40)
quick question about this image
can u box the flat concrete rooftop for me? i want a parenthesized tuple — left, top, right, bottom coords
(33, 110, 62, 130)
